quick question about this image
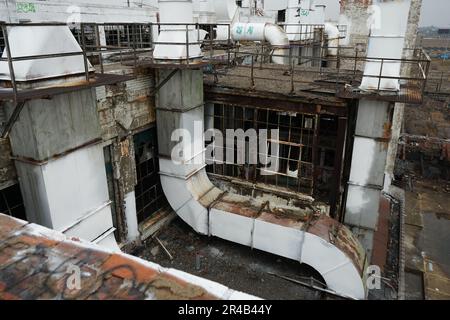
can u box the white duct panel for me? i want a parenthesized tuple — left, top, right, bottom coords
(359, 0, 411, 91)
(345, 185, 381, 230)
(153, 30, 203, 60)
(252, 219, 303, 261)
(159, 168, 217, 235)
(42, 144, 112, 231)
(63, 204, 114, 242)
(252, 219, 365, 299)
(349, 137, 388, 188)
(213, 0, 238, 22)
(312, 5, 326, 25)
(154, 0, 203, 60)
(360, 37, 405, 91)
(210, 209, 254, 247)
(300, 233, 365, 299)
(355, 100, 390, 139)
(264, 0, 288, 11)
(370, 1, 411, 37)
(15, 143, 119, 250)
(0, 26, 94, 81)
(94, 231, 121, 251)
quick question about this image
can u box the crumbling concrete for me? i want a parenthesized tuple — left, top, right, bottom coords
(340, 0, 372, 49)
(0, 138, 17, 189)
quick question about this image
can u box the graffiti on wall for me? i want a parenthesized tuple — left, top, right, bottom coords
(16, 2, 37, 13)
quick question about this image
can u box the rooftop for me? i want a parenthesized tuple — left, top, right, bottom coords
(0, 213, 257, 300)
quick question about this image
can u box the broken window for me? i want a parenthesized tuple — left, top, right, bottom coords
(206, 104, 343, 201)
(0, 27, 4, 56)
(104, 24, 152, 49)
(134, 128, 167, 224)
(0, 184, 26, 221)
(206, 104, 319, 195)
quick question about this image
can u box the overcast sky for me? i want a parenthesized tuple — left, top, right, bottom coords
(319, 0, 450, 27)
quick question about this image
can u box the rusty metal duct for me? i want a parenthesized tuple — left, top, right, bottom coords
(155, 0, 368, 299)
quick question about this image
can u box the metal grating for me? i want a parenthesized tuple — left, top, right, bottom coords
(206, 104, 319, 195)
(134, 128, 167, 224)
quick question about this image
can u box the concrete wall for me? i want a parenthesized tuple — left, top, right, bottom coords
(1, 0, 158, 23)
(97, 71, 156, 142)
(0, 139, 17, 189)
(339, 0, 372, 49)
(7, 89, 101, 161)
(95, 69, 158, 246)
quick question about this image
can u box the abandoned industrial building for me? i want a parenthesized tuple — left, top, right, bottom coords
(0, 0, 448, 302)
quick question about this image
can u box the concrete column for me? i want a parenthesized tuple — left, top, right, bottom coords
(112, 136, 139, 243)
(339, 0, 372, 50)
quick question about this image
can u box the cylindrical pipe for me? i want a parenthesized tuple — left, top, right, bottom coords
(231, 22, 289, 64)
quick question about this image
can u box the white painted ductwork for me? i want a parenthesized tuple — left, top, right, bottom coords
(324, 23, 340, 56)
(1, 26, 119, 251)
(231, 22, 289, 64)
(0, 26, 94, 81)
(211, 0, 289, 65)
(155, 0, 367, 300)
(360, 0, 412, 91)
(153, 0, 203, 60)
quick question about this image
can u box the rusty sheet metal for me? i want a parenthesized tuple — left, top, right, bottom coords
(337, 84, 424, 105)
(443, 143, 450, 161)
(257, 211, 305, 229)
(210, 194, 367, 277)
(307, 216, 367, 275)
(212, 193, 261, 218)
(204, 85, 349, 115)
(0, 214, 221, 300)
(0, 73, 133, 102)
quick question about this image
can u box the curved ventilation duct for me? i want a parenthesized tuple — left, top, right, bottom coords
(230, 22, 289, 65)
(155, 0, 367, 299)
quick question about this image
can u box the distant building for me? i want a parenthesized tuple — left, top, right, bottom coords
(438, 29, 450, 37)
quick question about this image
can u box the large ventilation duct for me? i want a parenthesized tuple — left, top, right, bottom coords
(0, 26, 94, 81)
(0, 26, 119, 251)
(155, 0, 367, 300)
(360, 0, 411, 91)
(153, 0, 203, 60)
(345, 0, 413, 257)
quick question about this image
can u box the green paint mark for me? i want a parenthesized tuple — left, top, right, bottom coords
(247, 26, 254, 35)
(300, 9, 309, 17)
(16, 3, 36, 13)
(236, 26, 243, 35)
